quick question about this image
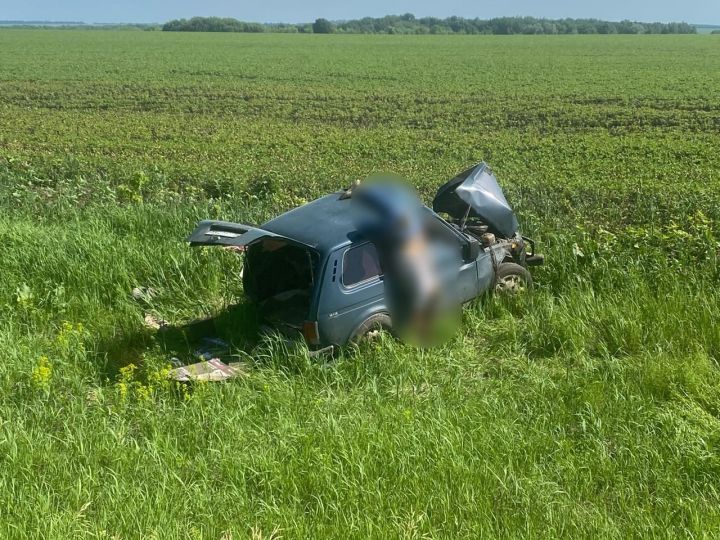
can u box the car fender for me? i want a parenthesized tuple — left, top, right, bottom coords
(319, 299, 389, 346)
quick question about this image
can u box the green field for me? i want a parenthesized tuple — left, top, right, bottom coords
(1, 30, 720, 538)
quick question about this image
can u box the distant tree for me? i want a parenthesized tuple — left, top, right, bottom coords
(312, 18, 335, 34)
(162, 14, 698, 35)
(712, 29, 720, 34)
(162, 17, 264, 32)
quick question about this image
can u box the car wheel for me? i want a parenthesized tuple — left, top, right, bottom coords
(350, 313, 392, 343)
(494, 262, 532, 295)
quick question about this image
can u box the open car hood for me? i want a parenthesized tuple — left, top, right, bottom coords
(432, 163, 519, 237)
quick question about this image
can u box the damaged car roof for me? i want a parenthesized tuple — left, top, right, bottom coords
(261, 191, 361, 253)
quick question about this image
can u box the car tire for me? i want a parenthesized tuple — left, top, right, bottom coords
(349, 313, 392, 343)
(494, 262, 532, 295)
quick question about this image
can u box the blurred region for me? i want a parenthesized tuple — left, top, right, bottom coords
(351, 175, 460, 346)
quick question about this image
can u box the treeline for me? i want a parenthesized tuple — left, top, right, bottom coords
(162, 17, 298, 33)
(334, 15, 697, 35)
(162, 15, 697, 35)
(0, 20, 85, 25)
(0, 22, 160, 30)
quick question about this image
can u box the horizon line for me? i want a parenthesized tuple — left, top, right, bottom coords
(1, 16, 718, 27)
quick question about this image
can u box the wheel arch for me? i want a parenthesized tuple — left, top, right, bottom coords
(347, 310, 393, 344)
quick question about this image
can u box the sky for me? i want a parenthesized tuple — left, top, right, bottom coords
(3, 0, 718, 25)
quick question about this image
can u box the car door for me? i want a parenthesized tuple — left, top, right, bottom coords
(426, 214, 480, 303)
(456, 255, 481, 303)
(475, 250, 494, 295)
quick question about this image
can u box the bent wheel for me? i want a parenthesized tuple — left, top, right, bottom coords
(494, 263, 532, 295)
(350, 313, 392, 344)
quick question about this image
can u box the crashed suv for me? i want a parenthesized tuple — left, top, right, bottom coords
(188, 163, 543, 350)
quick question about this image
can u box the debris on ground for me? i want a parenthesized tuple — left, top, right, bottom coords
(168, 358, 245, 382)
(167, 337, 242, 382)
(169, 357, 183, 368)
(132, 286, 158, 303)
(143, 313, 169, 330)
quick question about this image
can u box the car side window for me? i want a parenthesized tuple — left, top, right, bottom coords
(342, 243, 382, 287)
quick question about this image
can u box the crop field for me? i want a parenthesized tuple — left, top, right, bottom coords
(1, 30, 720, 537)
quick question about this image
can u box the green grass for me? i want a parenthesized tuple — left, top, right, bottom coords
(1, 30, 720, 538)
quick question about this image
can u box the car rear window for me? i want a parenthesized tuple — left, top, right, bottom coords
(342, 243, 382, 287)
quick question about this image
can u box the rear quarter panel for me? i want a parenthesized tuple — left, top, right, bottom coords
(315, 247, 387, 346)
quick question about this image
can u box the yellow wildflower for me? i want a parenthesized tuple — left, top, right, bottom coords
(31, 356, 52, 390)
